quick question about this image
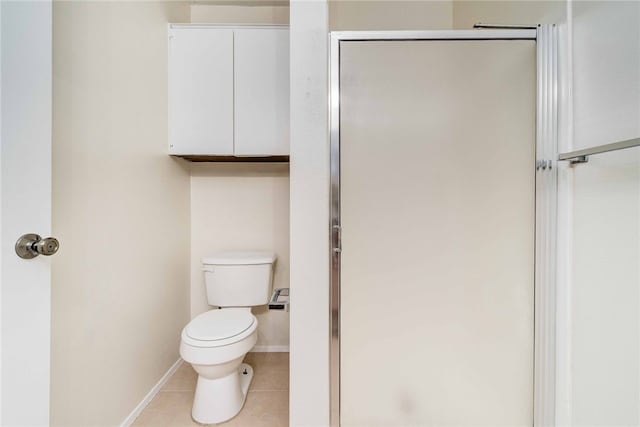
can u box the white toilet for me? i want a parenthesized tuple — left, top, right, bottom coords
(180, 251, 276, 424)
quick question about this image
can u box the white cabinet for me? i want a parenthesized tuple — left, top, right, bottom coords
(168, 25, 289, 158)
(169, 28, 234, 155)
(234, 28, 289, 156)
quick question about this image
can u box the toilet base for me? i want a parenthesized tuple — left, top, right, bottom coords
(191, 363, 254, 424)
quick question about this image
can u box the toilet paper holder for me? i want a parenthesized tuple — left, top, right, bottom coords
(269, 288, 289, 312)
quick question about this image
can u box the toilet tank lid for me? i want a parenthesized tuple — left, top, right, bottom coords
(202, 251, 276, 265)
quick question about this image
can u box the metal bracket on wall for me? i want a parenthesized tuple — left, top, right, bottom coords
(568, 155, 589, 166)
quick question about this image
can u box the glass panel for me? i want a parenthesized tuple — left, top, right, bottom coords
(339, 40, 536, 425)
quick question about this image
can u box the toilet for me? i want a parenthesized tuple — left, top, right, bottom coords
(180, 251, 276, 424)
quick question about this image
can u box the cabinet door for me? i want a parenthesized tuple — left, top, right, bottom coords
(169, 28, 234, 155)
(234, 28, 290, 156)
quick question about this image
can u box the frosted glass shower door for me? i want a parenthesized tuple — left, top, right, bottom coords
(339, 40, 536, 425)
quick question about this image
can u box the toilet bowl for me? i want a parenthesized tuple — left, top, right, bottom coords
(180, 251, 276, 424)
(180, 308, 258, 424)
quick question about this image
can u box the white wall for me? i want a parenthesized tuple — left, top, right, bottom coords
(567, 1, 640, 425)
(190, 163, 290, 350)
(572, 1, 640, 150)
(51, 2, 191, 425)
(289, 1, 330, 425)
(570, 149, 639, 426)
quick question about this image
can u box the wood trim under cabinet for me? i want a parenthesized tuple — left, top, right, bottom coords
(172, 154, 289, 163)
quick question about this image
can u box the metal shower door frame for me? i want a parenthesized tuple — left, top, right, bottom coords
(329, 27, 559, 427)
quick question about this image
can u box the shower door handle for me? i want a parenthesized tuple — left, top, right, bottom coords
(332, 225, 342, 253)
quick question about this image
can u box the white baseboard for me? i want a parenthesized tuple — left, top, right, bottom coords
(251, 345, 289, 352)
(120, 358, 183, 427)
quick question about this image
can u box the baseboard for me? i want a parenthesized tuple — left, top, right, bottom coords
(251, 345, 289, 352)
(120, 358, 183, 427)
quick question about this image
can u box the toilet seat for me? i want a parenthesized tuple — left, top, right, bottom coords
(182, 309, 257, 348)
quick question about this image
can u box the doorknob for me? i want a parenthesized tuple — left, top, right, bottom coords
(15, 233, 60, 259)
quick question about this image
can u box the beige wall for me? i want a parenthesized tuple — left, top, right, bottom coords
(51, 2, 191, 426)
(190, 163, 290, 349)
(453, 0, 565, 29)
(191, 4, 289, 24)
(330, 0, 452, 30)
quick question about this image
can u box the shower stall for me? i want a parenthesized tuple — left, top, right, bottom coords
(328, 9, 640, 422)
(329, 26, 563, 426)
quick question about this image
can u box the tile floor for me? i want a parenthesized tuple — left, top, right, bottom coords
(133, 352, 289, 427)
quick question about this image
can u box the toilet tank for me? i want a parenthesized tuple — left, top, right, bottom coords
(202, 252, 276, 307)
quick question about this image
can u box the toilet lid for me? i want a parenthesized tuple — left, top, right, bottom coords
(185, 309, 255, 341)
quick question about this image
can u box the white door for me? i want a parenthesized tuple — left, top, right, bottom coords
(1, 1, 53, 425)
(338, 39, 536, 425)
